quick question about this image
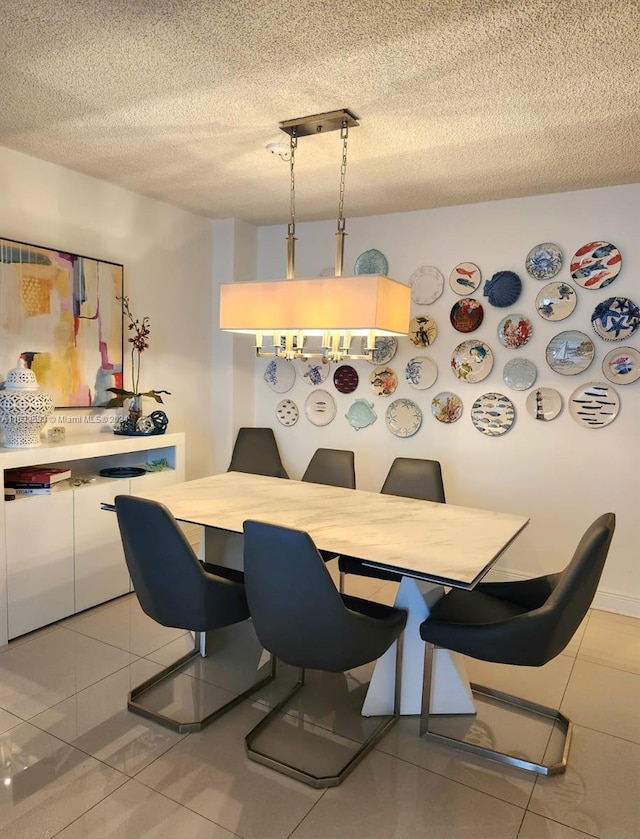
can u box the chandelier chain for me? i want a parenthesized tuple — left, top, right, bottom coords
(288, 129, 297, 236)
(337, 121, 349, 233)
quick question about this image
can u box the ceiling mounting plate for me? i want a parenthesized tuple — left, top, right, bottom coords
(279, 108, 359, 137)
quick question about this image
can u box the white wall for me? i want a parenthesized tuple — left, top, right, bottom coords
(254, 184, 640, 616)
(0, 146, 217, 479)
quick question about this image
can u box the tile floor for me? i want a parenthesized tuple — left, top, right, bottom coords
(0, 567, 639, 839)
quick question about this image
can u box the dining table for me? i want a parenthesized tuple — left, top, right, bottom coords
(125, 470, 529, 716)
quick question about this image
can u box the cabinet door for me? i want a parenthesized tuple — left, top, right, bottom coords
(74, 481, 131, 613)
(6, 492, 74, 638)
(129, 468, 179, 495)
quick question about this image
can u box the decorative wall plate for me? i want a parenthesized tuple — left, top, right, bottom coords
(354, 248, 388, 275)
(450, 297, 484, 333)
(483, 270, 522, 307)
(385, 398, 423, 438)
(451, 340, 494, 383)
(405, 356, 438, 389)
(602, 346, 640, 385)
(304, 390, 336, 426)
(525, 242, 563, 280)
(333, 364, 359, 394)
(431, 391, 463, 424)
(545, 330, 595, 375)
(345, 398, 377, 431)
(526, 388, 563, 421)
(369, 366, 398, 396)
(497, 313, 533, 348)
(409, 315, 437, 347)
(535, 281, 577, 321)
(570, 241, 622, 289)
(503, 358, 537, 390)
(569, 382, 620, 428)
(449, 262, 481, 295)
(299, 358, 330, 386)
(276, 399, 299, 426)
(590, 296, 640, 341)
(362, 335, 398, 365)
(471, 393, 516, 436)
(264, 357, 295, 393)
(408, 265, 444, 304)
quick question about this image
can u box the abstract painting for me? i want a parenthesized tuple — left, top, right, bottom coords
(0, 237, 123, 407)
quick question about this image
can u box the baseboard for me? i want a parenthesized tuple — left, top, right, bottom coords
(485, 568, 640, 619)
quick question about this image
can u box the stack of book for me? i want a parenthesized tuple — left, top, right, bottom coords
(4, 466, 72, 498)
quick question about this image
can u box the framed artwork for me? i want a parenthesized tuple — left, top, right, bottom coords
(0, 237, 123, 407)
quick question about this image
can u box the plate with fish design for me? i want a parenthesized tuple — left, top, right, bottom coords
(602, 346, 640, 385)
(471, 393, 516, 436)
(304, 390, 336, 426)
(570, 241, 622, 289)
(569, 382, 620, 428)
(449, 262, 481, 295)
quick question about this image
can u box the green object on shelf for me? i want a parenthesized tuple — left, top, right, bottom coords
(145, 458, 169, 472)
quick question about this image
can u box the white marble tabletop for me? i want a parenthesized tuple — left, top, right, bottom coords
(137, 471, 529, 589)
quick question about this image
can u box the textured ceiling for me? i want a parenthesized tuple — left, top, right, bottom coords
(2, 0, 640, 225)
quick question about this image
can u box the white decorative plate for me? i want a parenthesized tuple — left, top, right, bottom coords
(359, 335, 398, 365)
(602, 346, 640, 385)
(408, 265, 444, 304)
(535, 281, 577, 321)
(546, 330, 595, 375)
(525, 242, 563, 280)
(385, 398, 423, 438)
(503, 358, 537, 391)
(304, 390, 337, 426)
(571, 241, 622, 289)
(408, 315, 437, 347)
(590, 296, 640, 342)
(405, 356, 438, 390)
(264, 358, 296, 393)
(497, 313, 533, 348)
(569, 382, 620, 428)
(471, 393, 516, 436)
(526, 388, 563, 421)
(298, 358, 330, 386)
(431, 392, 463, 424)
(451, 340, 493, 383)
(369, 366, 398, 396)
(449, 262, 481, 295)
(275, 399, 299, 427)
(354, 248, 388, 275)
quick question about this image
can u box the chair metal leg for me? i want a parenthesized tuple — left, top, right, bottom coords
(246, 638, 404, 788)
(419, 642, 572, 775)
(128, 631, 277, 734)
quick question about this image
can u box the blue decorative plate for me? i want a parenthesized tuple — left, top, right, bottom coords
(590, 297, 640, 342)
(571, 241, 622, 289)
(569, 382, 620, 428)
(525, 243, 563, 280)
(264, 357, 295, 393)
(503, 358, 537, 391)
(345, 398, 377, 431)
(354, 248, 388, 275)
(535, 281, 577, 321)
(471, 393, 516, 436)
(483, 271, 522, 307)
(405, 356, 438, 390)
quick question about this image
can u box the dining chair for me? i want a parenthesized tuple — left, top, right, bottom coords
(242, 519, 407, 788)
(301, 447, 356, 489)
(115, 495, 275, 733)
(338, 457, 445, 592)
(419, 512, 616, 775)
(227, 427, 289, 478)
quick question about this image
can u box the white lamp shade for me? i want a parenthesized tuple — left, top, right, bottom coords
(220, 275, 410, 336)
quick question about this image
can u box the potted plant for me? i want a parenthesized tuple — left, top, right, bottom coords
(103, 296, 170, 431)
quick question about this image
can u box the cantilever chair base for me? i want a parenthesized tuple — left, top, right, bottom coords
(245, 661, 401, 789)
(419, 643, 572, 776)
(129, 632, 276, 734)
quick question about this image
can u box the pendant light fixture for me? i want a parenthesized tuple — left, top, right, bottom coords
(219, 109, 410, 361)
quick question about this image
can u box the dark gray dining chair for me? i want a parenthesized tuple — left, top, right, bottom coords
(227, 427, 289, 478)
(115, 495, 275, 732)
(242, 519, 407, 788)
(339, 457, 445, 592)
(301, 447, 356, 489)
(419, 512, 616, 775)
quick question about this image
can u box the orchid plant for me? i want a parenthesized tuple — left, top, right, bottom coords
(103, 296, 170, 415)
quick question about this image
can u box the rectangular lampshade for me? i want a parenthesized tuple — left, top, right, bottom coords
(220, 275, 410, 335)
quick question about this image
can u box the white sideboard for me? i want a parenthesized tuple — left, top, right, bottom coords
(0, 431, 185, 645)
